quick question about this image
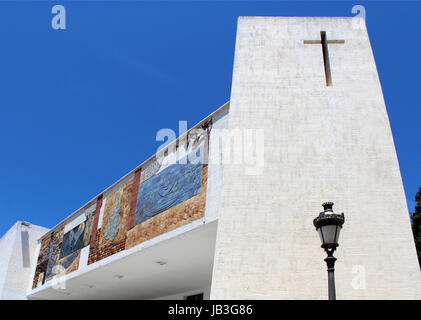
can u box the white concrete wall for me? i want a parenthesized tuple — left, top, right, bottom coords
(211, 17, 421, 299)
(205, 107, 229, 223)
(0, 222, 48, 299)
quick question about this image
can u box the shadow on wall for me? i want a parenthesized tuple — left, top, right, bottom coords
(21, 231, 30, 268)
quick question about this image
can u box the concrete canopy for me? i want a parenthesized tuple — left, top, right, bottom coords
(28, 221, 217, 300)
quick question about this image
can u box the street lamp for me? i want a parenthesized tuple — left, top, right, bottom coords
(313, 202, 345, 300)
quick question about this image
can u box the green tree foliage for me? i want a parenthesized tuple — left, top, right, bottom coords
(411, 187, 421, 269)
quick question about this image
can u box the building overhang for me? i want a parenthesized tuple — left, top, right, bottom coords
(28, 220, 217, 299)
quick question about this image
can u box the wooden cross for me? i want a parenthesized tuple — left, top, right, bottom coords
(304, 31, 345, 86)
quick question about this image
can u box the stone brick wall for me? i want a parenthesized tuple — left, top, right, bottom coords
(128, 169, 142, 230)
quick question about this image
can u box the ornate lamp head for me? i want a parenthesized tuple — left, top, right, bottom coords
(313, 202, 345, 251)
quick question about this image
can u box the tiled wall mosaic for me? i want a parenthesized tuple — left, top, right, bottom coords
(88, 177, 134, 264)
(32, 203, 96, 289)
(125, 165, 208, 249)
(32, 121, 213, 287)
(135, 154, 203, 226)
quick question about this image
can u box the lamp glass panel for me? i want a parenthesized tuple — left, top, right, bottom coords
(335, 226, 342, 243)
(320, 225, 338, 244)
(317, 228, 324, 244)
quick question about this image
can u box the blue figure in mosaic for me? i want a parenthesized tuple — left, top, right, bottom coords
(59, 204, 96, 260)
(104, 191, 121, 241)
(60, 224, 84, 259)
(60, 251, 79, 269)
(135, 153, 203, 226)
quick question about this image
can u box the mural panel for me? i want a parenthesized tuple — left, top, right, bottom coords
(60, 208, 94, 259)
(134, 159, 203, 226)
(126, 165, 207, 249)
(32, 229, 63, 288)
(104, 191, 121, 241)
(45, 227, 64, 280)
(32, 202, 96, 288)
(88, 177, 134, 264)
(32, 117, 214, 278)
(126, 142, 208, 249)
(140, 157, 161, 184)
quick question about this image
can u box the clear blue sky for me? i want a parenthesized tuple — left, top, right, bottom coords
(0, 1, 420, 235)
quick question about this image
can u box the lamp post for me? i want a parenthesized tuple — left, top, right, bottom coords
(313, 202, 345, 300)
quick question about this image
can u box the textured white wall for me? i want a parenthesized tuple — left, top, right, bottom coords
(210, 17, 421, 299)
(205, 107, 229, 223)
(0, 222, 48, 299)
(0, 226, 17, 297)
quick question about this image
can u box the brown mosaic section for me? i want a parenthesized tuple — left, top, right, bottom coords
(32, 227, 64, 289)
(88, 178, 134, 264)
(128, 169, 141, 230)
(32, 260, 48, 289)
(37, 236, 50, 264)
(32, 201, 99, 288)
(88, 195, 103, 264)
(33, 238, 49, 288)
(125, 165, 208, 249)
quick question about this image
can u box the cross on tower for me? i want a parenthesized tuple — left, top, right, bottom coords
(304, 31, 345, 86)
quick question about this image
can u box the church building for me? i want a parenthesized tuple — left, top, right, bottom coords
(1, 17, 420, 300)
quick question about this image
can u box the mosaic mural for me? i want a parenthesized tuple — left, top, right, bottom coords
(33, 118, 214, 284)
(140, 157, 161, 184)
(45, 227, 64, 280)
(134, 158, 203, 226)
(32, 227, 64, 288)
(88, 177, 134, 264)
(60, 251, 80, 270)
(104, 191, 121, 241)
(125, 140, 208, 249)
(126, 164, 208, 249)
(32, 203, 96, 288)
(60, 207, 95, 259)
